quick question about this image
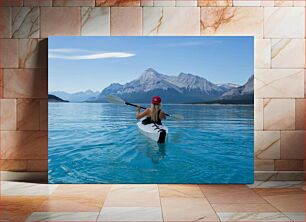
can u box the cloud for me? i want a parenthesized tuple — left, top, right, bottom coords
(48, 48, 135, 60)
(153, 40, 223, 47)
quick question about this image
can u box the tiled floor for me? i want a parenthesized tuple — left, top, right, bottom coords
(0, 181, 305, 222)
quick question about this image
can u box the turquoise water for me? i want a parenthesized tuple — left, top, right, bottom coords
(48, 103, 254, 184)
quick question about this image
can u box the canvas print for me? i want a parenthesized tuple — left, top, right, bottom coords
(48, 36, 254, 184)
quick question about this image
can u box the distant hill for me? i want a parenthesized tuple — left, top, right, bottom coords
(49, 90, 99, 102)
(48, 94, 69, 102)
(93, 68, 249, 104)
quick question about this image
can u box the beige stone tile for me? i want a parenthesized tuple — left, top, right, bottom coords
(111, 7, 142, 36)
(103, 184, 160, 207)
(0, 131, 48, 159)
(274, 0, 293, 6)
(0, 7, 11, 38)
(176, 0, 197, 6)
(272, 39, 305, 68)
(275, 160, 304, 171)
(200, 7, 263, 38)
(3, 69, 47, 99)
(0, 159, 27, 171)
(161, 197, 219, 221)
(154, 0, 175, 6)
(256, 188, 305, 212)
(212, 203, 278, 212)
(12, 7, 39, 38)
(53, 0, 95, 6)
(96, 0, 140, 6)
(0, 69, 2, 98)
(0, 39, 18, 68)
(17, 99, 40, 130)
(233, 0, 261, 6)
(40, 99, 48, 130)
(304, 70, 306, 98)
(26, 212, 99, 221)
(198, 0, 233, 6)
(263, 99, 295, 130)
(19, 39, 47, 68)
(98, 207, 162, 221)
(41, 7, 80, 38)
(295, 99, 305, 130)
(0, 99, 16, 130)
(38, 196, 104, 212)
(199, 185, 266, 204)
(255, 160, 274, 171)
(280, 131, 304, 160)
(0, 0, 23, 6)
(217, 212, 291, 221)
(27, 159, 48, 172)
(255, 131, 280, 160)
(143, 7, 200, 36)
(255, 99, 263, 130)
(264, 7, 305, 38)
(24, 0, 52, 6)
(141, 0, 153, 6)
(255, 69, 304, 98)
(255, 39, 271, 69)
(293, 0, 305, 6)
(260, 0, 274, 6)
(81, 7, 110, 36)
(159, 184, 204, 198)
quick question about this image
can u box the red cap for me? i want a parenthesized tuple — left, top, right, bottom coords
(151, 96, 161, 104)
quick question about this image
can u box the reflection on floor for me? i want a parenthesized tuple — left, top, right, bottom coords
(0, 181, 304, 221)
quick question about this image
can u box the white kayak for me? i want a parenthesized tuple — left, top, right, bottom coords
(137, 118, 168, 143)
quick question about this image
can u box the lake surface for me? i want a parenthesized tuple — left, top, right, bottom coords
(48, 103, 254, 184)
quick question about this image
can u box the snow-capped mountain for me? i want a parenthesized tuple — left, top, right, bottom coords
(50, 90, 100, 102)
(95, 68, 250, 103)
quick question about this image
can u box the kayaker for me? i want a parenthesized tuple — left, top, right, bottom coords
(136, 96, 166, 125)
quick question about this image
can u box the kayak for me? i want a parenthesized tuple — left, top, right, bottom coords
(137, 118, 168, 143)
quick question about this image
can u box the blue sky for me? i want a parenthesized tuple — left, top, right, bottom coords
(48, 36, 254, 93)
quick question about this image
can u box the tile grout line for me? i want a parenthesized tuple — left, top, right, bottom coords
(95, 184, 112, 221)
(157, 184, 165, 222)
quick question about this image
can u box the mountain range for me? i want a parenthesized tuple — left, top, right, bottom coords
(49, 68, 253, 104)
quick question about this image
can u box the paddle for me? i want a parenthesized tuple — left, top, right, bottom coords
(106, 94, 184, 121)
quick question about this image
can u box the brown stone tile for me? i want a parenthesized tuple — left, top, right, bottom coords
(199, 185, 266, 204)
(275, 160, 304, 171)
(0, 196, 47, 221)
(0, 159, 27, 171)
(12, 7, 40, 38)
(0, 7, 11, 38)
(52, 184, 111, 199)
(198, 0, 232, 6)
(0, 99, 16, 130)
(280, 131, 304, 160)
(3, 69, 47, 99)
(19, 39, 48, 68)
(0, 0, 22, 6)
(27, 159, 48, 171)
(0, 39, 18, 68)
(38, 196, 104, 212)
(255, 131, 280, 160)
(110, 7, 142, 36)
(40, 99, 48, 130)
(0, 69, 3, 98)
(295, 99, 305, 130)
(255, 188, 305, 212)
(24, 0, 52, 6)
(53, 0, 95, 6)
(41, 7, 80, 38)
(17, 99, 40, 130)
(159, 184, 204, 198)
(96, 0, 140, 6)
(255, 160, 274, 171)
(161, 197, 219, 221)
(211, 203, 278, 212)
(1, 131, 48, 159)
